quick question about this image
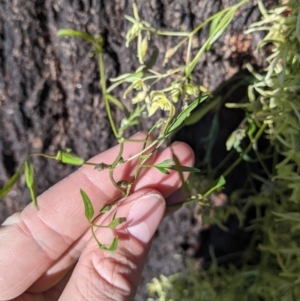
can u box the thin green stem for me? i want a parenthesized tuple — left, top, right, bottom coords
(123, 138, 153, 143)
(124, 139, 158, 163)
(139, 164, 152, 168)
(91, 224, 103, 248)
(83, 162, 98, 167)
(109, 168, 125, 195)
(98, 53, 119, 139)
(133, 133, 153, 183)
(109, 141, 125, 194)
(155, 30, 190, 37)
(186, 37, 192, 64)
(29, 153, 56, 160)
(112, 140, 124, 168)
(185, 0, 249, 77)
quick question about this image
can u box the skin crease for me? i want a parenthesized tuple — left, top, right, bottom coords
(0, 133, 195, 301)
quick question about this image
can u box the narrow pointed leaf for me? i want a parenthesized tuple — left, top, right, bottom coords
(204, 176, 226, 197)
(99, 204, 112, 214)
(24, 160, 38, 208)
(144, 48, 159, 71)
(80, 189, 94, 221)
(100, 236, 119, 252)
(167, 165, 200, 173)
(107, 236, 119, 252)
(25, 160, 34, 186)
(108, 217, 127, 229)
(154, 166, 170, 174)
(166, 95, 208, 136)
(155, 160, 200, 173)
(0, 164, 24, 198)
(172, 153, 189, 194)
(184, 96, 221, 126)
(155, 159, 173, 168)
(57, 29, 96, 44)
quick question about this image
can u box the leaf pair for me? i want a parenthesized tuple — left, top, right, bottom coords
(0, 164, 24, 198)
(80, 189, 126, 252)
(154, 159, 200, 175)
(24, 160, 38, 208)
(0, 159, 38, 208)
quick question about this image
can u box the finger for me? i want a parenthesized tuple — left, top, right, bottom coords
(59, 188, 166, 301)
(6, 267, 75, 301)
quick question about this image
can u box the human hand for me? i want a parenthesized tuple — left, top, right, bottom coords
(0, 133, 194, 301)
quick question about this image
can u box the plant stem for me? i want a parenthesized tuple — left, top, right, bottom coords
(29, 153, 56, 160)
(98, 53, 119, 139)
(155, 30, 189, 37)
(109, 169, 125, 195)
(185, 0, 249, 77)
(112, 140, 124, 168)
(124, 139, 159, 163)
(110, 141, 126, 195)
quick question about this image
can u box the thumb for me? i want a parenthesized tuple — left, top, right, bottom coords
(59, 188, 166, 301)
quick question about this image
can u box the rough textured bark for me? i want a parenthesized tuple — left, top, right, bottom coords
(0, 0, 274, 299)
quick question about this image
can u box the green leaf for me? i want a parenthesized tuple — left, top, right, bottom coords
(154, 159, 200, 173)
(80, 189, 94, 221)
(99, 204, 112, 214)
(144, 48, 159, 71)
(119, 105, 145, 136)
(57, 29, 96, 44)
(207, 10, 234, 50)
(100, 236, 119, 252)
(154, 166, 170, 174)
(109, 72, 135, 83)
(25, 160, 34, 186)
(24, 160, 38, 208)
(108, 217, 127, 229)
(167, 165, 200, 173)
(57, 151, 84, 165)
(155, 159, 173, 168)
(184, 96, 221, 126)
(204, 176, 226, 197)
(172, 153, 189, 195)
(206, 12, 224, 51)
(0, 164, 24, 198)
(105, 94, 126, 111)
(166, 95, 208, 136)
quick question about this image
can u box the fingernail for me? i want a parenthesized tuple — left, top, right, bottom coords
(127, 194, 165, 243)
